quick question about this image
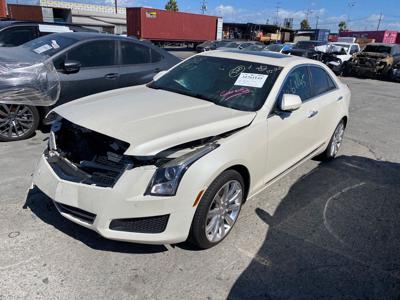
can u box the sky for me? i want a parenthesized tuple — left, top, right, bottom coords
(7, 0, 400, 32)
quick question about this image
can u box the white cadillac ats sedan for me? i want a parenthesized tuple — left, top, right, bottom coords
(33, 50, 350, 249)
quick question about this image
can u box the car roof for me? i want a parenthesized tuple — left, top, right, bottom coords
(366, 43, 394, 47)
(42, 31, 137, 41)
(199, 49, 318, 68)
(0, 20, 89, 29)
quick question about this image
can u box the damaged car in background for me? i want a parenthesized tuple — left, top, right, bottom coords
(33, 51, 350, 249)
(281, 40, 328, 60)
(347, 43, 400, 80)
(0, 32, 179, 141)
(318, 42, 360, 75)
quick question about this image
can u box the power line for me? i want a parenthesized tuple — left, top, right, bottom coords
(376, 12, 383, 30)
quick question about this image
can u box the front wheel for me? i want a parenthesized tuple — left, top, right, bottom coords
(189, 170, 245, 249)
(0, 104, 40, 142)
(319, 120, 346, 161)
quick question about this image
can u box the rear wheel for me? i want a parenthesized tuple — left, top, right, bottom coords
(189, 170, 245, 249)
(0, 104, 39, 142)
(319, 120, 346, 161)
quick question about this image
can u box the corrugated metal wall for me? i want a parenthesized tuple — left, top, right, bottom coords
(127, 7, 218, 42)
(8, 4, 44, 22)
(0, 0, 7, 18)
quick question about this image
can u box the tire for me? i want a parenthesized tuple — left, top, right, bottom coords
(0, 104, 40, 142)
(189, 170, 245, 249)
(318, 120, 346, 161)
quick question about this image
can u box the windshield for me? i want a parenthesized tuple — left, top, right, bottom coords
(215, 40, 230, 48)
(267, 44, 284, 52)
(148, 56, 282, 112)
(225, 42, 241, 48)
(363, 45, 392, 54)
(246, 44, 265, 51)
(294, 41, 324, 49)
(332, 43, 350, 51)
(22, 34, 78, 57)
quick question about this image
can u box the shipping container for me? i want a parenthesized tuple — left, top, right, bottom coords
(0, 0, 6, 19)
(295, 29, 330, 42)
(127, 7, 222, 47)
(339, 30, 398, 44)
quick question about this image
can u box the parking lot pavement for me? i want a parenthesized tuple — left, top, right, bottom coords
(0, 77, 399, 299)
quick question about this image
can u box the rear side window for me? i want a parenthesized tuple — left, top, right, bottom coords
(67, 40, 118, 67)
(0, 26, 37, 47)
(120, 41, 151, 64)
(280, 66, 312, 101)
(309, 66, 336, 96)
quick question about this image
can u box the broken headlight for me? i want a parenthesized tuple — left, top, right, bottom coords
(146, 144, 219, 196)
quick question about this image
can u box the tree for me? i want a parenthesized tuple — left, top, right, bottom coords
(165, 0, 179, 11)
(300, 19, 311, 29)
(338, 21, 347, 32)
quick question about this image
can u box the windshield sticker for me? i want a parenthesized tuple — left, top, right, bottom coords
(234, 73, 268, 88)
(33, 44, 52, 54)
(229, 65, 246, 77)
(220, 87, 251, 101)
(51, 40, 60, 49)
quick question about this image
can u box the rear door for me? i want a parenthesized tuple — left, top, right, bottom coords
(117, 40, 165, 88)
(308, 66, 342, 141)
(55, 39, 120, 105)
(265, 66, 322, 182)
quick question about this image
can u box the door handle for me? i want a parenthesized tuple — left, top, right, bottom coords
(105, 73, 119, 80)
(337, 96, 343, 101)
(308, 110, 318, 118)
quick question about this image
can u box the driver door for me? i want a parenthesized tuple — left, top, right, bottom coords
(265, 66, 322, 183)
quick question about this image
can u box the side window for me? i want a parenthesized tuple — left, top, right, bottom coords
(0, 26, 37, 47)
(350, 45, 358, 54)
(151, 49, 163, 63)
(67, 40, 118, 68)
(120, 41, 151, 65)
(309, 66, 336, 96)
(280, 66, 312, 101)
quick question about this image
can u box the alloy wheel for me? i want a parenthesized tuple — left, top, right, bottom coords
(205, 180, 243, 243)
(329, 122, 345, 157)
(0, 104, 35, 139)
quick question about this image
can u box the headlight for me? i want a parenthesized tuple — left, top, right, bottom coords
(146, 144, 219, 196)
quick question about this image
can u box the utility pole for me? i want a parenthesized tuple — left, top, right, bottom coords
(376, 12, 383, 30)
(201, 0, 207, 14)
(275, 1, 280, 26)
(315, 15, 319, 29)
(114, 0, 118, 14)
(347, 1, 356, 28)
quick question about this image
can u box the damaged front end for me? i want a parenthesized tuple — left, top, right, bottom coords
(349, 52, 393, 78)
(45, 116, 232, 191)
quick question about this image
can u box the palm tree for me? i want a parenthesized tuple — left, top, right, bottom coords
(338, 21, 347, 32)
(165, 0, 179, 11)
(300, 19, 311, 29)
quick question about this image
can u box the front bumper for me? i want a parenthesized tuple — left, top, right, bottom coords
(33, 155, 199, 244)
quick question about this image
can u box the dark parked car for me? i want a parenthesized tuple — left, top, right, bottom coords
(221, 41, 264, 50)
(0, 32, 180, 141)
(282, 40, 327, 60)
(0, 20, 95, 47)
(347, 43, 400, 80)
(195, 40, 232, 52)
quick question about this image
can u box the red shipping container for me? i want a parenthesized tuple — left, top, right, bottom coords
(8, 4, 44, 22)
(339, 30, 398, 44)
(0, 0, 7, 19)
(127, 7, 220, 43)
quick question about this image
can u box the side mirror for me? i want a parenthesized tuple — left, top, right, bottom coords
(63, 60, 81, 74)
(153, 70, 167, 81)
(280, 94, 302, 111)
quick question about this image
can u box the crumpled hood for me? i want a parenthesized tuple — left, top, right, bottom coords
(54, 85, 256, 156)
(356, 52, 390, 59)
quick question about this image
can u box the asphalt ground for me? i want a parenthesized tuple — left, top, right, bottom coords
(0, 58, 399, 299)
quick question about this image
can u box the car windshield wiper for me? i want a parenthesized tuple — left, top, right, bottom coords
(147, 85, 215, 104)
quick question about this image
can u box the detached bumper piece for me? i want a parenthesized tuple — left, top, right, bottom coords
(47, 118, 133, 188)
(109, 215, 170, 233)
(54, 202, 96, 224)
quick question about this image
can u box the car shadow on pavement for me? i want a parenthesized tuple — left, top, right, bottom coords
(228, 155, 400, 300)
(23, 188, 168, 254)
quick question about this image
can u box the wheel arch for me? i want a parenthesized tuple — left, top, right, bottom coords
(224, 164, 251, 202)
